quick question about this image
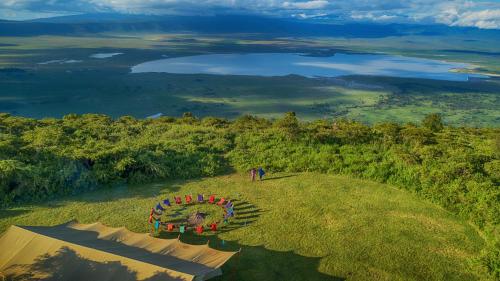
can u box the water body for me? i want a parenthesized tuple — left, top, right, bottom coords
(90, 53, 123, 59)
(131, 53, 486, 81)
(38, 59, 82, 65)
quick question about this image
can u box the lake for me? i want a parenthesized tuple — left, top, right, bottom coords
(131, 53, 485, 81)
(90, 53, 123, 59)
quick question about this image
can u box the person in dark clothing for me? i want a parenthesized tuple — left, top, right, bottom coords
(258, 167, 265, 181)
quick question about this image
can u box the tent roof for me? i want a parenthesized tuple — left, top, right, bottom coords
(0, 221, 237, 281)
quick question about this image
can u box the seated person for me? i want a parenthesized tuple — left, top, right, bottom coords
(163, 199, 171, 206)
(216, 197, 226, 206)
(196, 225, 204, 234)
(210, 223, 217, 231)
(156, 203, 165, 211)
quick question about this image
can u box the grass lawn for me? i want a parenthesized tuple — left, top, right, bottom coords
(0, 173, 485, 281)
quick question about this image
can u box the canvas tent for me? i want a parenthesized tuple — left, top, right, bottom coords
(0, 221, 238, 281)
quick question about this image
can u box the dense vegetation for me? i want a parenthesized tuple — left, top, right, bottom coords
(0, 112, 498, 278)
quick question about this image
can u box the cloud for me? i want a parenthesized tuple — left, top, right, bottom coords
(0, 0, 499, 29)
(436, 6, 500, 29)
(350, 11, 397, 21)
(283, 1, 329, 10)
(431, 1, 500, 29)
(292, 12, 328, 19)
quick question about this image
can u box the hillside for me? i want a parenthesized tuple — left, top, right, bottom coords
(0, 112, 498, 279)
(0, 173, 487, 280)
(2, 14, 500, 38)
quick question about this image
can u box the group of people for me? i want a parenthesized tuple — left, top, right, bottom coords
(148, 194, 234, 235)
(250, 167, 265, 181)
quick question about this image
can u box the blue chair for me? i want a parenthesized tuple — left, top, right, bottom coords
(163, 199, 171, 207)
(156, 203, 165, 211)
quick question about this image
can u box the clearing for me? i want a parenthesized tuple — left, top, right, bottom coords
(0, 173, 485, 281)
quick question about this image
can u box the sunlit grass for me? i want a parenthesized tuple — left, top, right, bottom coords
(0, 173, 485, 280)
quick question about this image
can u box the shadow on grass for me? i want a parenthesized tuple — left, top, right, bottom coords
(5, 247, 184, 281)
(63, 161, 237, 205)
(37, 177, 207, 205)
(160, 232, 344, 281)
(156, 199, 343, 280)
(0, 209, 31, 219)
(262, 174, 297, 181)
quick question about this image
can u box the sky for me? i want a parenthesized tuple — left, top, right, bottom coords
(0, 0, 500, 29)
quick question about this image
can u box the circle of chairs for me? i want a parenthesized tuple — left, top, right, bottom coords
(149, 194, 235, 235)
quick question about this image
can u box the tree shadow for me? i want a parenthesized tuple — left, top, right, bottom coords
(17, 177, 197, 207)
(161, 232, 344, 281)
(4, 247, 184, 281)
(156, 199, 344, 280)
(262, 174, 297, 181)
(41, 159, 236, 206)
(215, 244, 345, 281)
(0, 209, 31, 219)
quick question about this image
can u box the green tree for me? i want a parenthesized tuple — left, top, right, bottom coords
(422, 113, 444, 132)
(274, 112, 301, 137)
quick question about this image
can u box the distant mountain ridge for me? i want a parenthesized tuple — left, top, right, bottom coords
(29, 13, 155, 23)
(1, 14, 499, 38)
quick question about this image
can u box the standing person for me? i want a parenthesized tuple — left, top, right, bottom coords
(258, 167, 265, 181)
(250, 168, 256, 181)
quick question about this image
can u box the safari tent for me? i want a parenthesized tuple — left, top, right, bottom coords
(0, 221, 237, 281)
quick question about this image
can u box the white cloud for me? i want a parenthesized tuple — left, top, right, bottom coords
(431, 1, 500, 29)
(351, 11, 397, 21)
(448, 9, 500, 29)
(292, 12, 327, 19)
(283, 1, 329, 10)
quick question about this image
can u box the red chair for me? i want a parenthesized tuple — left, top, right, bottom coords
(167, 224, 175, 232)
(175, 196, 182, 204)
(208, 195, 216, 204)
(185, 195, 192, 204)
(210, 223, 217, 231)
(216, 198, 225, 206)
(196, 225, 204, 234)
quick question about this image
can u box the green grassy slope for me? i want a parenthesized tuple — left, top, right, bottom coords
(0, 173, 486, 281)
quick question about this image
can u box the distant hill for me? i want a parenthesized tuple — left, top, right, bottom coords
(1, 14, 499, 38)
(29, 13, 154, 23)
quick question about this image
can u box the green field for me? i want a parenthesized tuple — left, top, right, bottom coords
(0, 173, 487, 281)
(0, 33, 499, 126)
